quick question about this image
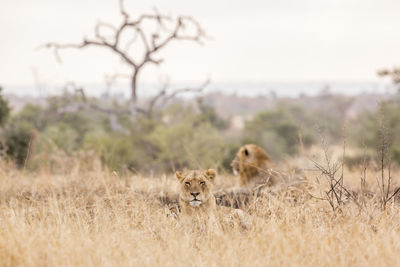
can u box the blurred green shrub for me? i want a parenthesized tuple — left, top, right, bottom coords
(0, 87, 10, 127)
(242, 104, 322, 159)
(0, 90, 366, 172)
(352, 100, 400, 165)
(0, 87, 33, 167)
(1, 120, 33, 167)
(196, 98, 230, 130)
(344, 154, 373, 171)
(81, 104, 228, 172)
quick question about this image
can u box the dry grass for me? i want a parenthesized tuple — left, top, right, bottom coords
(1, 160, 400, 267)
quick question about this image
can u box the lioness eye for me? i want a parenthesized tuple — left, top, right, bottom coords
(200, 181, 205, 186)
(185, 182, 190, 187)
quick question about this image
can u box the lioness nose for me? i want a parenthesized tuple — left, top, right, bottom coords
(191, 192, 200, 197)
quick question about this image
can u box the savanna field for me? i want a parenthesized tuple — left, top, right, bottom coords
(3, 0, 400, 266)
(1, 150, 400, 267)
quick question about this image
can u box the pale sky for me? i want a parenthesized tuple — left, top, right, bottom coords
(1, 0, 400, 90)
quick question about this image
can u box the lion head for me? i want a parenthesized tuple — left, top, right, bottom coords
(230, 144, 274, 187)
(174, 168, 253, 230)
(175, 169, 216, 208)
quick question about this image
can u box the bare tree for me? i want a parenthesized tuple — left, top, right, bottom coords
(43, 0, 207, 117)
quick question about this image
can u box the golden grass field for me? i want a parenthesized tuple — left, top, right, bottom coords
(1, 155, 400, 267)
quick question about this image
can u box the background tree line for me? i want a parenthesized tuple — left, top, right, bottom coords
(1, 82, 400, 173)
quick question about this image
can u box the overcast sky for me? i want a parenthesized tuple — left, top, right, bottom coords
(1, 0, 400, 89)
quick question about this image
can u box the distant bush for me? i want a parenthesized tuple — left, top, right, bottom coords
(148, 124, 224, 171)
(196, 98, 230, 130)
(344, 154, 373, 171)
(1, 120, 34, 167)
(81, 104, 228, 172)
(3, 91, 382, 172)
(220, 141, 242, 171)
(0, 93, 232, 173)
(0, 87, 10, 127)
(145, 104, 226, 171)
(242, 105, 320, 159)
(0, 87, 32, 167)
(352, 99, 400, 165)
(83, 131, 139, 172)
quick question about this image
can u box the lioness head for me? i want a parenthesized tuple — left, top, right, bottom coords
(231, 144, 270, 174)
(231, 144, 273, 186)
(175, 169, 216, 207)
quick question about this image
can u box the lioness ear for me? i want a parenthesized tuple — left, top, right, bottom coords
(204, 169, 217, 182)
(175, 171, 185, 181)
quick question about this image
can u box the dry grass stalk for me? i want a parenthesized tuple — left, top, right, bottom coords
(376, 109, 400, 210)
(0, 164, 400, 266)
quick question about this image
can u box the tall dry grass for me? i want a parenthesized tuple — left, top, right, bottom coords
(0, 157, 400, 267)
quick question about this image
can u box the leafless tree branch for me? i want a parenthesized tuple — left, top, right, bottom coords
(160, 79, 209, 106)
(42, 0, 206, 114)
(146, 79, 209, 118)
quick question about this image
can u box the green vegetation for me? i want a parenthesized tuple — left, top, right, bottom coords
(2, 86, 400, 172)
(350, 97, 400, 165)
(0, 87, 10, 127)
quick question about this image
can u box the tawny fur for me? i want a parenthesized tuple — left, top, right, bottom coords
(231, 144, 277, 187)
(175, 169, 252, 230)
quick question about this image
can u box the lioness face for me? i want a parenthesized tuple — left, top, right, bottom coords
(176, 169, 216, 207)
(231, 146, 250, 175)
(230, 144, 270, 175)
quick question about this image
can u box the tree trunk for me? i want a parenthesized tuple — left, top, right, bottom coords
(130, 71, 139, 118)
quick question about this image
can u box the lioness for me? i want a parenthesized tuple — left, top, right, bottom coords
(231, 144, 277, 187)
(175, 169, 252, 230)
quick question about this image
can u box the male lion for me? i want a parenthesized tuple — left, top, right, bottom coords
(175, 169, 252, 230)
(231, 144, 277, 187)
